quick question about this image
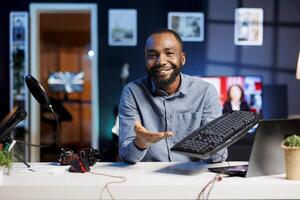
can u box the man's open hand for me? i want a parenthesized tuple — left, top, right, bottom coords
(134, 121, 174, 149)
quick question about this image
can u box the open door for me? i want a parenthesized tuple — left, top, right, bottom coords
(30, 4, 99, 161)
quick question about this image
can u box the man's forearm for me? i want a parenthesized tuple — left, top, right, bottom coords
(119, 141, 147, 164)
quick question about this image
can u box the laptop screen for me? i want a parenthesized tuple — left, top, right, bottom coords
(209, 119, 300, 177)
(246, 119, 300, 177)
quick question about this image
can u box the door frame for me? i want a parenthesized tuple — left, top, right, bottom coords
(30, 3, 99, 161)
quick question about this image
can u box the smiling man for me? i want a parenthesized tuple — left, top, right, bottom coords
(119, 28, 227, 163)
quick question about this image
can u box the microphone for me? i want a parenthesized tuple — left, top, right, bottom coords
(0, 107, 33, 168)
(25, 74, 60, 148)
(25, 74, 51, 109)
(0, 107, 27, 142)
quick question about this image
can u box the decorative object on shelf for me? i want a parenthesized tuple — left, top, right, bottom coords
(168, 12, 204, 42)
(9, 13, 29, 165)
(281, 134, 300, 180)
(108, 9, 137, 46)
(9, 12, 29, 114)
(48, 71, 84, 93)
(120, 63, 130, 86)
(234, 8, 263, 46)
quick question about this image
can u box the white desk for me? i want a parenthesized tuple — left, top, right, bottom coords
(1, 162, 300, 199)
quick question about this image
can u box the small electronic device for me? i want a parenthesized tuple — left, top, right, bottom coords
(208, 165, 248, 177)
(69, 158, 90, 173)
(58, 147, 101, 173)
(58, 147, 101, 167)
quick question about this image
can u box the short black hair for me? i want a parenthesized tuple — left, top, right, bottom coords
(145, 28, 183, 51)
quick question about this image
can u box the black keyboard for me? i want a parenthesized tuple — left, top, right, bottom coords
(171, 111, 261, 159)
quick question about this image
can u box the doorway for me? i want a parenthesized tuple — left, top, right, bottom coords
(30, 4, 99, 161)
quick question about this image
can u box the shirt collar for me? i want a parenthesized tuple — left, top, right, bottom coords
(149, 73, 188, 96)
(179, 73, 188, 95)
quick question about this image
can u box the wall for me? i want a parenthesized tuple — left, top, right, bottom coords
(0, 0, 300, 159)
(205, 0, 300, 116)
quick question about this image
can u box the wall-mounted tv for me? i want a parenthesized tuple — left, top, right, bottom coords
(201, 76, 262, 113)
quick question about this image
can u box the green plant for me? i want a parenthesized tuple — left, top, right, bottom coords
(0, 151, 12, 168)
(284, 135, 300, 148)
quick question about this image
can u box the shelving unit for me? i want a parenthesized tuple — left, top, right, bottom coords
(9, 12, 30, 162)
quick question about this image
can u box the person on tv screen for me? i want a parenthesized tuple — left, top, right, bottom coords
(118, 28, 227, 164)
(222, 84, 250, 114)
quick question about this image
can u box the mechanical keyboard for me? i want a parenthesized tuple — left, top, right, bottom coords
(171, 111, 261, 159)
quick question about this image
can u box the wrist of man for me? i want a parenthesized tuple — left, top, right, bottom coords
(134, 137, 149, 150)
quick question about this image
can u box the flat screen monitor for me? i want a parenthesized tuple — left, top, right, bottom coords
(201, 76, 262, 113)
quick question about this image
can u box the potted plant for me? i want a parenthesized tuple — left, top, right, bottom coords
(0, 150, 13, 179)
(281, 134, 300, 180)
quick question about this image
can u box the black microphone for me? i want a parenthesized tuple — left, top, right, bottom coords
(0, 107, 27, 142)
(25, 74, 60, 148)
(25, 74, 51, 109)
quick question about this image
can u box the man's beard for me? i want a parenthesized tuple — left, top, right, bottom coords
(147, 64, 182, 88)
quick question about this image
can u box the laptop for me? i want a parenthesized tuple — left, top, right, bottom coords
(209, 118, 300, 178)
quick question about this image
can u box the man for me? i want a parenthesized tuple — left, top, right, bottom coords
(119, 28, 227, 163)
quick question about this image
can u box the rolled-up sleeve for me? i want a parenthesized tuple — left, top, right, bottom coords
(118, 85, 147, 164)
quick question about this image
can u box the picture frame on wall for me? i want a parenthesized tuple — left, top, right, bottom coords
(108, 9, 137, 46)
(168, 12, 204, 42)
(234, 8, 263, 46)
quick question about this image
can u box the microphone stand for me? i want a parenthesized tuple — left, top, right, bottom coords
(49, 104, 60, 149)
(2, 137, 47, 169)
(11, 105, 60, 168)
(12, 140, 47, 169)
(12, 152, 31, 168)
(24, 74, 61, 161)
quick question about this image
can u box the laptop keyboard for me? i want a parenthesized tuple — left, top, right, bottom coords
(171, 111, 261, 159)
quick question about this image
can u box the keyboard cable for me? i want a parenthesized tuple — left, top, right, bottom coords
(197, 151, 229, 200)
(165, 138, 171, 162)
(89, 171, 127, 200)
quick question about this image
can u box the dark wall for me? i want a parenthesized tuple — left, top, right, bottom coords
(98, 0, 206, 147)
(1, 0, 300, 154)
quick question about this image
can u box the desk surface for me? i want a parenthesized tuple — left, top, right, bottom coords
(1, 162, 300, 199)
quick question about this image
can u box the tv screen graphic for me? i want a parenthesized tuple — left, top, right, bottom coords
(201, 76, 262, 113)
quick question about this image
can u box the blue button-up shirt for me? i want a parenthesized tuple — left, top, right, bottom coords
(119, 73, 227, 163)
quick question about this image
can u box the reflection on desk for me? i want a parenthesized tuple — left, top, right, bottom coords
(1, 162, 300, 199)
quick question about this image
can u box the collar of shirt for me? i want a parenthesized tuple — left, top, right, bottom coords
(149, 73, 189, 97)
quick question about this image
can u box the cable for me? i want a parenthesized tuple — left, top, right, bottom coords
(198, 151, 229, 200)
(197, 173, 222, 200)
(89, 171, 127, 200)
(49, 105, 60, 148)
(165, 138, 171, 162)
(12, 153, 31, 168)
(14, 139, 48, 148)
